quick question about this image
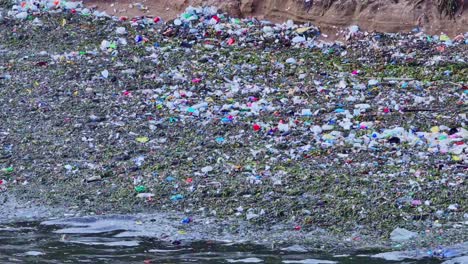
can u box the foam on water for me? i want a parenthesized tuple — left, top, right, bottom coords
(226, 258, 264, 263)
(282, 259, 337, 264)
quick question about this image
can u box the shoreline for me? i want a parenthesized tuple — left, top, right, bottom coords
(2, 192, 468, 263)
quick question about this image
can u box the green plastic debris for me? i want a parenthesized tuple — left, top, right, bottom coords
(135, 186, 147, 193)
(2, 167, 14, 173)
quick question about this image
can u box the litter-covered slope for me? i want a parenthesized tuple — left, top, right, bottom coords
(1, 0, 467, 252)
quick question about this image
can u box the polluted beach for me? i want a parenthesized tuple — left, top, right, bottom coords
(0, 0, 467, 263)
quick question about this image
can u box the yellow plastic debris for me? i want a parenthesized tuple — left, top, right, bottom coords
(440, 34, 450, 42)
(296, 27, 311, 34)
(136, 136, 149, 143)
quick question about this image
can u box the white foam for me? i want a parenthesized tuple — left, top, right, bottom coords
(226, 257, 264, 263)
(282, 259, 337, 264)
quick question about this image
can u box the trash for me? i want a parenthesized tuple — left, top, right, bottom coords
(278, 122, 290, 132)
(349, 25, 360, 34)
(170, 194, 184, 201)
(134, 35, 143, 43)
(101, 70, 109, 79)
(135, 186, 147, 193)
(15, 11, 28, 20)
(165, 176, 176, 182)
(115, 27, 127, 35)
(136, 193, 154, 198)
(286, 58, 297, 64)
(181, 217, 191, 224)
(227, 38, 236, 45)
(296, 27, 312, 34)
(440, 34, 451, 42)
(0, 1, 466, 250)
(136, 137, 149, 143)
(346, 25, 360, 39)
(1, 167, 13, 173)
(292, 36, 306, 43)
(201, 166, 213, 173)
(133, 156, 145, 166)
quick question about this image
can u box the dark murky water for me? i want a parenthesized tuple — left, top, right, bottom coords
(0, 220, 454, 264)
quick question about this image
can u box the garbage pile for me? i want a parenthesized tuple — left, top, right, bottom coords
(0, 0, 467, 246)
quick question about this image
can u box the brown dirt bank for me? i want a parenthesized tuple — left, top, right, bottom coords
(83, 0, 468, 36)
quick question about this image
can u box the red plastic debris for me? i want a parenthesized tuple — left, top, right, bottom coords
(253, 124, 261, 132)
(227, 38, 236, 45)
(212, 15, 221, 23)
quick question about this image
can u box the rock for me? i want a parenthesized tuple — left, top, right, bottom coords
(372, 251, 409, 261)
(240, 0, 254, 13)
(388, 137, 401, 144)
(442, 256, 468, 264)
(390, 228, 417, 242)
(246, 211, 259, 220)
(201, 166, 213, 173)
(85, 176, 102, 183)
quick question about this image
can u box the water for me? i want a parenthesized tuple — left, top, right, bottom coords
(0, 219, 453, 264)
